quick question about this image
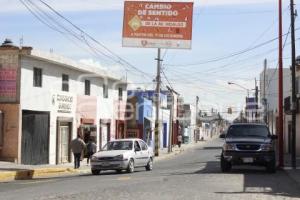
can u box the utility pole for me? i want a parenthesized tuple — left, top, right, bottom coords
(155, 48, 162, 157)
(290, 0, 297, 169)
(195, 96, 199, 142)
(263, 59, 268, 124)
(278, 0, 284, 168)
(167, 86, 174, 153)
(255, 78, 259, 122)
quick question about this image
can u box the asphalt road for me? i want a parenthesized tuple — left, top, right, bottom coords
(1, 139, 300, 200)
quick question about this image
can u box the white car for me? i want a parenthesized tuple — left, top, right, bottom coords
(91, 138, 154, 175)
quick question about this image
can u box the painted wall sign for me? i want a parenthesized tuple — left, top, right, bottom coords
(0, 69, 17, 101)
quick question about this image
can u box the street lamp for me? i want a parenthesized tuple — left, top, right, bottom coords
(228, 82, 250, 97)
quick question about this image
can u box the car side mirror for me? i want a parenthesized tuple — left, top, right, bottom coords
(219, 133, 226, 139)
(270, 135, 278, 140)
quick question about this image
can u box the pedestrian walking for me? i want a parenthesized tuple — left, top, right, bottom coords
(86, 138, 97, 165)
(177, 134, 182, 148)
(70, 134, 86, 169)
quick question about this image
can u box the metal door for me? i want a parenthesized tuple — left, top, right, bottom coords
(21, 112, 49, 165)
(59, 126, 69, 163)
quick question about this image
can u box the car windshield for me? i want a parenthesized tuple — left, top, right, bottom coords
(226, 125, 269, 138)
(102, 141, 133, 151)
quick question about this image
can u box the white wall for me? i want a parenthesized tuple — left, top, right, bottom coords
(20, 55, 127, 164)
(161, 109, 170, 149)
(260, 68, 291, 112)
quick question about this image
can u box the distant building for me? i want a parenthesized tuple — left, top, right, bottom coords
(259, 68, 291, 135)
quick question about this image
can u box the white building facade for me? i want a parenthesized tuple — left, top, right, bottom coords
(0, 40, 127, 165)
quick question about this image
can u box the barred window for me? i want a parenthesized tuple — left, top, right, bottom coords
(33, 68, 42, 87)
(62, 74, 69, 92)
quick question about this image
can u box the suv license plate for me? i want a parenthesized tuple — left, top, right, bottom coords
(243, 158, 254, 163)
(101, 162, 110, 166)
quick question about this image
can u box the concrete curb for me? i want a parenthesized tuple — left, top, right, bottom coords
(0, 167, 89, 182)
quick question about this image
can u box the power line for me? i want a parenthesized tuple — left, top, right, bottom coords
(266, 24, 292, 90)
(37, 0, 153, 79)
(161, 69, 174, 90)
(20, 0, 154, 80)
(165, 28, 299, 67)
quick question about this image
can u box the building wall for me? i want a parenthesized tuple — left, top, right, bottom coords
(20, 56, 83, 164)
(260, 68, 291, 112)
(18, 55, 126, 164)
(161, 109, 170, 149)
(0, 47, 21, 162)
(297, 114, 300, 156)
(0, 104, 20, 162)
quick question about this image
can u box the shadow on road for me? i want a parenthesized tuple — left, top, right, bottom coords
(167, 160, 300, 198)
(197, 146, 223, 150)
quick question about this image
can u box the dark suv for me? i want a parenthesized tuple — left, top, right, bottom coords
(220, 123, 278, 173)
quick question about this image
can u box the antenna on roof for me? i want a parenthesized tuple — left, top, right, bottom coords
(19, 36, 24, 47)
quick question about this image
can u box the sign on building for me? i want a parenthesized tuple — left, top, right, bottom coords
(0, 69, 17, 101)
(52, 93, 75, 114)
(122, 1, 194, 49)
(0, 54, 19, 103)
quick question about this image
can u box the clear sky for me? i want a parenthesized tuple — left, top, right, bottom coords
(0, 0, 298, 120)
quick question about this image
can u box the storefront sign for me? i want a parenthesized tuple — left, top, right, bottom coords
(53, 94, 74, 114)
(123, 1, 194, 49)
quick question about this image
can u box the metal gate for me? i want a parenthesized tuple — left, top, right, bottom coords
(21, 111, 49, 165)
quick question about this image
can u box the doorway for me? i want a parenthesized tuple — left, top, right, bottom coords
(56, 120, 72, 164)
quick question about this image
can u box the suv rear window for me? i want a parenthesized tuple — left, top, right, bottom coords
(227, 125, 269, 138)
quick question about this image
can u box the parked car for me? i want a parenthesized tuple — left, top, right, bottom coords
(90, 138, 154, 175)
(219, 123, 278, 173)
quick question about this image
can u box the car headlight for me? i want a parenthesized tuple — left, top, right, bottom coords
(91, 156, 97, 161)
(223, 143, 235, 151)
(261, 144, 273, 151)
(114, 155, 124, 160)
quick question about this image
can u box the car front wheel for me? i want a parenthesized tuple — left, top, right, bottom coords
(266, 159, 276, 173)
(127, 159, 135, 173)
(92, 169, 100, 175)
(221, 155, 232, 172)
(145, 158, 153, 171)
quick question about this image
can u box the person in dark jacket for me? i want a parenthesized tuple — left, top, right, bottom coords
(70, 134, 86, 169)
(86, 139, 97, 165)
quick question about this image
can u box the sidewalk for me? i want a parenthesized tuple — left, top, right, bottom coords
(0, 161, 90, 182)
(284, 155, 300, 187)
(0, 140, 207, 182)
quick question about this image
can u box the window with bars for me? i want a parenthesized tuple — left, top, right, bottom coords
(62, 74, 69, 92)
(118, 87, 123, 100)
(85, 80, 90, 96)
(33, 67, 42, 87)
(103, 84, 108, 98)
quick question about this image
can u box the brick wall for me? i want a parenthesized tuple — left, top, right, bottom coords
(0, 104, 20, 162)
